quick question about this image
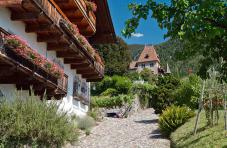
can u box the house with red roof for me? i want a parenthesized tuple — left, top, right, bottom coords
(129, 45, 161, 74)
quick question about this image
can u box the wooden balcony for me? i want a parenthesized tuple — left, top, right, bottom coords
(2, 0, 103, 81)
(53, 0, 96, 36)
(0, 30, 68, 99)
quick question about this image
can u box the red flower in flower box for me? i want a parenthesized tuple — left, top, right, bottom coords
(4, 35, 64, 79)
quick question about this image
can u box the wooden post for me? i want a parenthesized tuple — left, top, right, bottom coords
(224, 94, 227, 131)
(194, 80, 205, 135)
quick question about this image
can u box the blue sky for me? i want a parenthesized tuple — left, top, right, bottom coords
(108, 0, 168, 45)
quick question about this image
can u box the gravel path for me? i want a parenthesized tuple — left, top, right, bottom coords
(77, 108, 170, 148)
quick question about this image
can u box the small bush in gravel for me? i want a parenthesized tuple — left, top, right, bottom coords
(159, 105, 195, 136)
(77, 116, 95, 130)
(85, 129, 91, 136)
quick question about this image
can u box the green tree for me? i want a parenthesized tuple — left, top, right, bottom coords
(140, 68, 157, 84)
(95, 37, 132, 76)
(152, 75, 181, 113)
(123, 0, 227, 80)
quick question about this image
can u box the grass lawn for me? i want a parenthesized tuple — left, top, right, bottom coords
(171, 110, 227, 148)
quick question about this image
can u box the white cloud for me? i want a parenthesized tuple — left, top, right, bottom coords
(131, 32, 144, 38)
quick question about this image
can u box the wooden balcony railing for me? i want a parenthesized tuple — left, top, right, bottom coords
(4, 0, 103, 81)
(0, 28, 68, 98)
(53, 0, 96, 36)
(58, 74, 68, 92)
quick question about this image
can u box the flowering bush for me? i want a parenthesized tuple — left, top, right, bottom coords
(5, 35, 64, 78)
(85, 1, 97, 12)
(66, 22, 104, 69)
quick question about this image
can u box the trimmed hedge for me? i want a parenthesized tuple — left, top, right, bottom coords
(91, 95, 133, 108)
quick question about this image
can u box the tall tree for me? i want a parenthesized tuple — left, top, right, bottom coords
(123, 0, 227, 80)
(95, 37, 131, 76)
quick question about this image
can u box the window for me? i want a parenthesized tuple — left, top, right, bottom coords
(150, 63, 154, 67)
(0, 90, 4, 102)
(81, 82, 88, 96)
(0, 90, 3, 97)
(142, 64, 145, 68)
(73, 76, 80, 96)
(145, 54, 149, 59)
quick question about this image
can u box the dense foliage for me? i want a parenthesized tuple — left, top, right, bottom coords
(91, 76, 132, 96)
(124, 71, 141, 81)
(91, 95, 133, 109)
(140, 68, 157, 84)
(151, 75, 181, 113)
(0, 93, 78, 147)
(173, 74, 202, 109)
(95, 37, 132, 76)
(159, 105, 195, 136)
(131, 83, 155, 108)
(123, 0, 227, 81)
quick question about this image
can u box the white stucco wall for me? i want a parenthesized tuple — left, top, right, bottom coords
(0, 7, 89, 117)
(137, 61, 160, 74)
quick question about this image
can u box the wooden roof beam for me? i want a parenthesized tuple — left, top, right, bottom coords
(64, 58, 84, 64)
(71, 63, 90, 69)
(25, 24, 55, 33)
(56, 51, 79, 58)
(47, 43, 71, 51)
(11, 12, 41, 21)
(86, 77, 103, 82)
(76, 68, 94, 75)
(82, 73, 99, 78)
(37, 34, 65, 43)
(64, 9, 82, 18)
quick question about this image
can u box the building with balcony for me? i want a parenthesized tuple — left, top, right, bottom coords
(0, 0, 115, 116)
(129, 45, 161, 74)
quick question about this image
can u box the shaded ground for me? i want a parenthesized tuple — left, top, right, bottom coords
(77, 108, 170, 148)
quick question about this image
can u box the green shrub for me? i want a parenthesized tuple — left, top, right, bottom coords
(112, 75, 132, 94)
(91, 95, 133, 109)
(100, 88, 118, 96)
(91, 76, 132, 95)
(131, 83, 155, 108)
(85, 129, 91, 136)
(91, 76, 114, 95)
(159, 105, 195, 136)
(77, 116, 95, 131)
(173, 74, 201, 109)
(140, 68, 157, 84)
(151, 75, 181, 113)
(87, 109, 101, 121)
(124, 71, 141, 81)
(0, 92, 78, 147)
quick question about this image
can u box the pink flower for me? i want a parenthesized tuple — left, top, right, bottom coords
(5, 34, 64, 79)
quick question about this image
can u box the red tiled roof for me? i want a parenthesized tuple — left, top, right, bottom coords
(137, 45, 160, 63)
(129, 61, 137, 70)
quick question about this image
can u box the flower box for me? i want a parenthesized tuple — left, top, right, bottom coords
(4, 35, 64, 79)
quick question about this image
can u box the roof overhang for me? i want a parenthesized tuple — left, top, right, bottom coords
(90, 0, 116, 44)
